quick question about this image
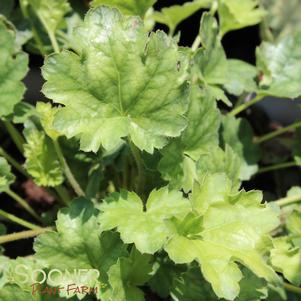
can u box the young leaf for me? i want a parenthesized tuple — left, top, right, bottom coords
(261, 0, 301, 41)
(196, 145, 242, 191)
(193, 13, 230, 105)
(91, 0, 157, 17)
(42, 7, 189, 154)
(0, 157, 15, 193)
(165, 173, 280, 300)
(152, 0, 211, 34)
(36, 102, 60, 140)
(159, 86, 220, 192)
(34, 198, 127, 299)
(221, 116, 260, 180)
(24, 124, 64, 187)
(218, 0, 266, 36)
(271, 210, 301, 286)
(256, 31, 301, 99)
(22, 0, 70, 38)
(98, 187, 191, 254)
(0, 21, 28, 117)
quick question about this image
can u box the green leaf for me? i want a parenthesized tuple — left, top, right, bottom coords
(106, 248, 153, 301)
(223, 59, 258, 96)
(218, 0, 266, 36)
(0, 21, 28, 117)
(170, 267, 217, 301)
(261, 0, 301, 41)
(194, 13, 228, 85)
(0, 285, 34, 301)
(256, 32, 301, 99)
(196, 145, 242, 191)
(42, 7, 188, 154)
(165, 174, 280, 300)
(23, 0, 70, 35)
(271, 210, 301, 285)
(271, 236, 301, 286)
(236, 269, 268, 301)
(221, 116, 260, 180)
(91, 0, 156, 17)
(152, 0, 211, 34)
(98, 187, 191, 254)
(36, 102, 61, 140)
(0, 157, 15, 192)
(34, 198, 127, 299)
(23, 122, 64, 187)
(159, 86, 220, 192)
(193, 13, 234, 106)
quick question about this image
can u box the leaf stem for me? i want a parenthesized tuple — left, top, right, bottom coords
(191, 35, 201, 52)
(19, 0, 47, 55)
(254, 120, 301, 144)
(0, 147, 27, 177)
(283, 283, 301, 295)
(0, 209, 39, 230)
(53, 139, 85, 197)
(0, 227, 53, 244)
(5, 189, 42, 223)
(258, 162, 298, 174)
(3, 120, 25, 153)
(54, 185, 71, 206)
(128, 141, 145, 197)
(275, 193, 301, 207)
(229, 94, 264, 116)
(48, 30, 60, 53)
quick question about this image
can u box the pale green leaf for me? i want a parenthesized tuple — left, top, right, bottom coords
(0, 21, 28, 117)
(223, 59, 258, 96)
(91, 0, 156, 17)
(36, 102, 61, 140)
(271, 210, 301, 285)
(196, 145, 242, 190)
(0, 157, 15, 192)
(271, 237, 301, 286)
(153, 0, 211, 33)
(256, 32, 301, 99)
(98, 187, 191, 254)
(261, 0, 301, 41)
(23, 123, 64, 187)
(165, 174, 280, 300)
(221, 116, 260, 180)
(42, 7, 188, 154)
(159, 86, 220, 192)
(218, 0, 266, 36)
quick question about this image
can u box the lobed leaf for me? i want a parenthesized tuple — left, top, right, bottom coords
(0, 157, 15, 193)
(152, 0, 211, 34)
(42, 7, 189, 154)
(0, 21, 28, 117)
(98, 187, 191, 254)
(23, 122, 64, 187)
(91, 0, 156, 17)
(218, 0, 266, 36)
(256, 31, 301, 99)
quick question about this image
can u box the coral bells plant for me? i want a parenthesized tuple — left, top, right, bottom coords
(0, 0, 301, 300)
